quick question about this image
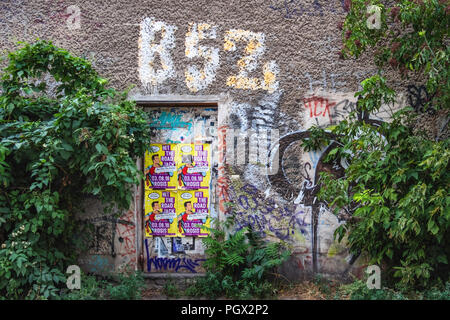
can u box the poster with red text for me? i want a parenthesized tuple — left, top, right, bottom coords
(144, 190, 177, 237)
(176, 144, 211, 190)
(144, 144, 177, 190)
(176, 190, 210, 237)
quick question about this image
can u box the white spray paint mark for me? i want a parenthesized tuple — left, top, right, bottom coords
(185, 22, 220, 92)
(138, 17, 177, 87)
(224, 29, 279, 93)
(66, 5, 81, 31)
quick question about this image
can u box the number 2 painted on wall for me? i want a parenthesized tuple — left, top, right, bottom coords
(224, 29, 279, 93)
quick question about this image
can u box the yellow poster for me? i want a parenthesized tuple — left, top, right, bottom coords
(176, 190, 210, 237)
(144, 144, 177, 190)
(144, 190, 178, 237)
(176, 144, 211, 190)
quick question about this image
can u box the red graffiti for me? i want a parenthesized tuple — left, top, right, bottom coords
(296, 254, 312, 270)
(294, 247, 311, 270)
(352, 264, 369, 279)
(304, 97, 336, 122)
(217, 125, 231, 214)
(218, 177, 232, 213)
(116, 210, 136, 259)
(218, 125, 228, 164)
(295, 248, 309, 254)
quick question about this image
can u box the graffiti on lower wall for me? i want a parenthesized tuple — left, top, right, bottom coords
(223, 173, 346, 273)
(78, 255, 114, 274)
(115, 209, 136, 269)
(144, 237, 205, 273)
(216, 90, 407, 275)
(227, 181, 313, 243)
(147, 255, 206, 273)
(77, 202, 137, 273)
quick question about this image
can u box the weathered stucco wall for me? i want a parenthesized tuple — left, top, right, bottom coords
(1, 0, 446, 280)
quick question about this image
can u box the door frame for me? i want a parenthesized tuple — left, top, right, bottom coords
(131, 94, 229, 271)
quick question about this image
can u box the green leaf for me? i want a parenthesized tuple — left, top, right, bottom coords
(386, 248, 393, 260)
(95, 143, 108, 154)
(61, 142, 74, 152)
(436, 255, 448, 264)
(427, 219, 439, 235)
(17, 258, 23, 269)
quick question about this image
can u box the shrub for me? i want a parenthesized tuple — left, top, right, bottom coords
(163, 278, 181, 299)
(186, 217, 291, 299)
(61, 272, 108, 300)
(421, 282, 450, 300)
(106, 269, 146, 300)
(304, 0, 450, 290)
(336, 278, 408, 300)
(0, 40, 151, 299)
(335, 277, 450, 300)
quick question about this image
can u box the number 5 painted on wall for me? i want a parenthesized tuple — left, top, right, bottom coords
(185, 23, 220, 93)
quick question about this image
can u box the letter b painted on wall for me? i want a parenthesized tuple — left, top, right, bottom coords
(66, 265, 81, 290)
(366, 265, 381, 289)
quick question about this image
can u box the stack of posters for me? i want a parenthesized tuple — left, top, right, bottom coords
(144, 144, 211, 237)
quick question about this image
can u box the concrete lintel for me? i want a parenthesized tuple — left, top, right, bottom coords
(129, 93, 226, 105)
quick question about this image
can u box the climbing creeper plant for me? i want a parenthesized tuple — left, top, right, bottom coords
(304, 0, 449, 290)
(0, 40, 151, 299)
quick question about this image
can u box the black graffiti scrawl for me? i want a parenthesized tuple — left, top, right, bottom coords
(407, 84, 436, 114)
(266, 111, 384, 272)
(266, 131, 344, 272)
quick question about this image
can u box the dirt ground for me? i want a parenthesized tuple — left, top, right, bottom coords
(141, 280, 345, 300)
(276, 280, 343, 300)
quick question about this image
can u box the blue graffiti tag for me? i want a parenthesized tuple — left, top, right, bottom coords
(147, 256, 206, 273)
(230, 183, 311, 241)
(149, 111, 192, 130)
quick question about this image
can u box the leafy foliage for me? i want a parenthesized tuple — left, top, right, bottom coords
(0, 40, 150, 299)
(421, 282, 450, 300)
(106, 269, 146, 300)
(341, 0, 449, 110)
(60, 269, 146, 300)
(304, 0, 449, 290)
(163, 278, 182, 298)
(334, 277, 450, 300)
(336, 278, 409, 300)
(61, 272, 108, 300)
(186, 217, 291, 299)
